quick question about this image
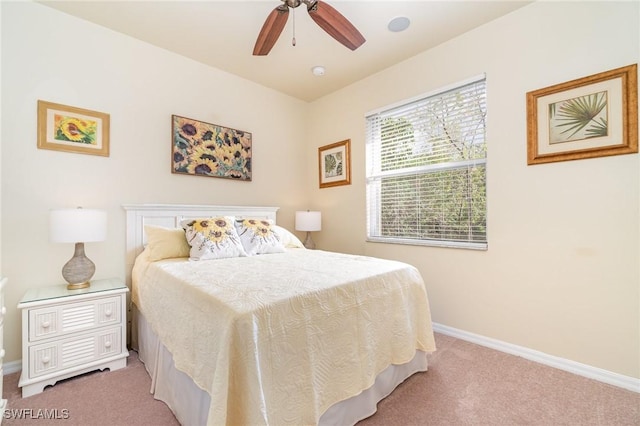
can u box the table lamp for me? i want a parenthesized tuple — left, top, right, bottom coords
(295, 211, 321, 250)
(50, 207, 107, 290)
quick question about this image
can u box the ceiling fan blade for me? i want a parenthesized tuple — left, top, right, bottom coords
(307, 0, 365, 51)
(253, 5, 289, 56)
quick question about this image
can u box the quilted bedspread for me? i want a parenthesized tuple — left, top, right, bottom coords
(132, 249, 436, 425)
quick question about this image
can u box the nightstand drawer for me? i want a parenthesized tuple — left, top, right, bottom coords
(29, 326, 122, 379)
(19, 279, 129, 397)
(28, 296, 121, 342)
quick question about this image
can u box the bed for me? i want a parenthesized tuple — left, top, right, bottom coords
(124, 204, 436, 425)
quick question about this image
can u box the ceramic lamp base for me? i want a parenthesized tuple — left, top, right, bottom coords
(303, 232, 316, 250)
(62, 242, 95, 290)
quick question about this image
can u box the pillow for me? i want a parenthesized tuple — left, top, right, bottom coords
(272, 225, 306, 249)
(144, 225, 191, 261)
(235, 218, 286, 256)
(181, 216, 247, 261)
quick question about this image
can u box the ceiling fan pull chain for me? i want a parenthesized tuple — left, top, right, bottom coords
(292, 7, 296, 46)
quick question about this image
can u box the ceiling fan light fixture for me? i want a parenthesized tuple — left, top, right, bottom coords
(388, 16, 410, 33)
(312, 65, 326, 76)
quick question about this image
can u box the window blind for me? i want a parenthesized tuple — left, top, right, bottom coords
(365, 76, 487, 249)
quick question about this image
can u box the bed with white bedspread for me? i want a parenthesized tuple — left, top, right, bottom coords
(124, 204, 436, 425)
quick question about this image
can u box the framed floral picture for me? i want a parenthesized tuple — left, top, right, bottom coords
(37, 100, 110, 156)
(318, 139, 351, 188)
(526, 64, 637, 165)
(171, 115, 252, 181)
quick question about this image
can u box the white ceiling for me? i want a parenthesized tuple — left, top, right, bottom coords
(39, 0, 530, 102)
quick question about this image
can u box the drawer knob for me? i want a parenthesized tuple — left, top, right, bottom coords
(42, 356, 50, 364)
(105, 309, 112, 317)
(104, 341, 112, 348)
(41, 321, 50, 328)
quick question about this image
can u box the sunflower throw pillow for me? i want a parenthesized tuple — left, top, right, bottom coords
(235, 218, 286, 256)
(181, 216, 247, 260)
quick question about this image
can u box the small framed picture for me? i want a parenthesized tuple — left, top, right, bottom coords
(526, 64, 637, 165)
(37, 100, 110, 157)
(318, 139, 351, 188)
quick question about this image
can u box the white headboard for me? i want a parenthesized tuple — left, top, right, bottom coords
(122, 204, 279, 287)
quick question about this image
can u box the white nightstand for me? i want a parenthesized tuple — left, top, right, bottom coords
(17, 278, 129, 398)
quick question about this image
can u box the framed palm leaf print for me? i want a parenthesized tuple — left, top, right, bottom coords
(318, 139, 351, 188)
(526, 64, 637, 165)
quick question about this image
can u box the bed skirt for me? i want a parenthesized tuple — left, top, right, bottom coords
(133, 305, 428, 425)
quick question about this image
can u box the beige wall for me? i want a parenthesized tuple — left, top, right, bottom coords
(306, 1, 639, 378)
(1, 0, 639, 382)
(0, 2, 309, 363)
(0, 1, 3, 277)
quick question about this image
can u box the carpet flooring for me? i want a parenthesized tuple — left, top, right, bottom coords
(3, 333, 639, 425)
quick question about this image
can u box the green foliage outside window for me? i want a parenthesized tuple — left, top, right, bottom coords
(367, 78, 487, 246)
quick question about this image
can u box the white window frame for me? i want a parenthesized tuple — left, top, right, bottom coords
(365, 74, 488, 250)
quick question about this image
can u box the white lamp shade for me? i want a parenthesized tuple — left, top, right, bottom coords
(295, 211, 321, 232)
(50, 208, 107, 243)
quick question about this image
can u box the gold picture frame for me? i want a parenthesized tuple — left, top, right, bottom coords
(318, 139, 351, 188)
(37, 100, 110, 157)
(526, 64, 637, 165)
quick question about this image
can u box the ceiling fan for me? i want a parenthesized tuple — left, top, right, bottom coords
(253, 0, 366, 56)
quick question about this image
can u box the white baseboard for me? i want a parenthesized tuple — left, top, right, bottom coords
(432, 322, 640, 393)
(3, 360, 21, 375)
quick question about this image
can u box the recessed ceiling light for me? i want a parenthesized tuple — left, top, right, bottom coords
(388, 16, 410, 33)
(312, 66, 325, 76)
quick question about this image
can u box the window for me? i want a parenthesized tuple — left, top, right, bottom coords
(365, 75, 487, 249)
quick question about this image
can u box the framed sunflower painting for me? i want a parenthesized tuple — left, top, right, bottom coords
(171, 115, 252, 181)
(37, 100, 110, 156)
